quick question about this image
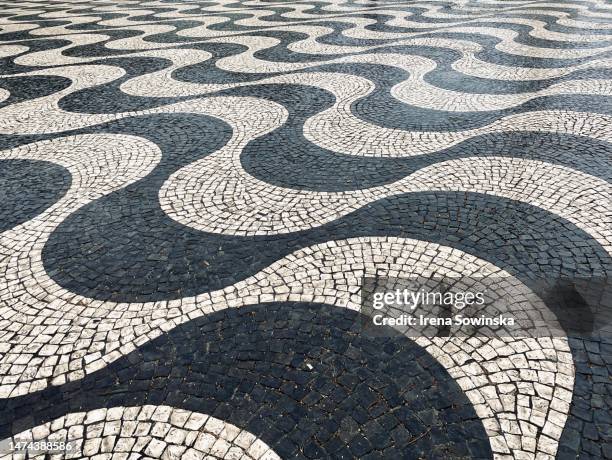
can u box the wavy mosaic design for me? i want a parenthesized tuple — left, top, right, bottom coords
(0, 0, 610, 459)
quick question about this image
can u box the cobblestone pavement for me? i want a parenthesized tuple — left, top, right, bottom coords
(0, 0, 611, 459)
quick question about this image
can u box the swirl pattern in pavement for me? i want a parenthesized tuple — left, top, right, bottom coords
(0, 0, 611, 459)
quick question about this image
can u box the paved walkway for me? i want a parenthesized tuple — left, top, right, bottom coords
(0, 0, 610, 458)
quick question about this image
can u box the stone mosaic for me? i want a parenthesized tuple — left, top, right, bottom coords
(0, 0, 610, 459)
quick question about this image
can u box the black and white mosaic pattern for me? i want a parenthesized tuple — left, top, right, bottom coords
(0, 0, 610, 458)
